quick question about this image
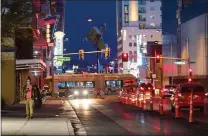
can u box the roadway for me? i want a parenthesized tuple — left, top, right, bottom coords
(2, 96, 208, 135)
(69, 95, 208, 136)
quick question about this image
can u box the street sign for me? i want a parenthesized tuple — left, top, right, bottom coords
(190, 61, 196, 64)
(57, 57, 71, 61)
(45, 58, 51, 61)
(174, 61, 186, 65)
(152, 74, 156, 79)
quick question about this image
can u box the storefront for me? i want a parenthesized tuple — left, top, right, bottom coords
(16, 59, 46, 101)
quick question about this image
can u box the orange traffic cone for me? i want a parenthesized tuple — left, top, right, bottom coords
(149, 97, 153, 111)
(175, 92, 180, 118)
(143, 94, 146, 110)
(189, 92, 193, 123)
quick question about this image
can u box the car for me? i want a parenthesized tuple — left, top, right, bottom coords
(170, 83, 208, 112)
(163, 85, 177, 97)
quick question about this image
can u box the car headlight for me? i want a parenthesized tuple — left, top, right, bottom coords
(74, 91, 79, 95)
(83, 90, 88, 95)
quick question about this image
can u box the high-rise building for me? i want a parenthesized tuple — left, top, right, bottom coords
(175, 0, 208, 88)
(116, 0, 162, 81)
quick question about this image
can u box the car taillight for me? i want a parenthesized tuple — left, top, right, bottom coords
(205, 93, 208, 96)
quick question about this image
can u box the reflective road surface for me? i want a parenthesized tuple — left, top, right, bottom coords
(69, 96, 208, 136)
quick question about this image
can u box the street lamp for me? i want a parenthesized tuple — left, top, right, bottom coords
(87, 18, 92, 22)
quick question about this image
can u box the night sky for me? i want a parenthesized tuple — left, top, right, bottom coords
(64, 0, 177, 66)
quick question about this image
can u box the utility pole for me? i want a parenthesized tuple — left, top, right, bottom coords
(51, 46, 55, 97)
(171, 44, 174, 84)
(187, 38, 191, 82)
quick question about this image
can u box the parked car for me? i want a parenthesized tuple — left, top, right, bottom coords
(170, 83, 208, 112)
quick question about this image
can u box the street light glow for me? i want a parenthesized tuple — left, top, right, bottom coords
(87, 18, 92, 22)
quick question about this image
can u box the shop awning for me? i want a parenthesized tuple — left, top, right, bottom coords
(16, 59, 46, 71)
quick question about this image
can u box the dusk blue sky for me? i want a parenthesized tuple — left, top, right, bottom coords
(64, 0, 177, 65)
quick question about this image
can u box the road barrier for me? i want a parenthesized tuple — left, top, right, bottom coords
(175, 92, 180, 118)
(159, 96, 164, 115)
(189, 92, 193, 123)
(149, 94, 153, 111)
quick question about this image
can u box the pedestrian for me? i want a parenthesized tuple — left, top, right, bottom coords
(33, 85, 42, 109)
(25, 78, 34, 119)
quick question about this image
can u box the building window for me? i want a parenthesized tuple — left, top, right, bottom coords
(129, 35, 132, 39)
(134, 51, 137, 62)
(50, 1, 56, 13)
(129, 51, 133, 62)
(138, 0, 146, 5)
(129, 42, 132, 47)
(124, 13, 129, 23)
(150, 15, 154, 19)
(138, 7, 146, 13)
(134, 35, 137, 39)
(139, 15, 146, 21)
(150, 0, 154, 2)
(150, 7, 155, 11)
(134, 43, 137, 47)
(124, 5, 129, 13)
(150, 35, 154, 38)
(139, 23, 146, 29)
(150, 23, 155, 28)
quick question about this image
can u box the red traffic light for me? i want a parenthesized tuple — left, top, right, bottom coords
(189, 68, 192, 72)
(156, 55, 160, 59)
(122, 53, 128, 62)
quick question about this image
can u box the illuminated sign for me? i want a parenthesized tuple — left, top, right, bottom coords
(136, 34, 142, 66)
(54, 31, 65, 57)
(54, 31, 65, 68)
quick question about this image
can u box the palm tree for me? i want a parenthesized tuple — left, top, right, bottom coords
(1, 0, 32, 49)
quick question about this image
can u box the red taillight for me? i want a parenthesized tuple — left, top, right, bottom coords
(140, 87, 144, 90)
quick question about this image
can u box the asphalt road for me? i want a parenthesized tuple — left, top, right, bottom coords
(69, 96, 208, 136)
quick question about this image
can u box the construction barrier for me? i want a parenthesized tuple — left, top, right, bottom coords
(175, 91, 180, 118)
(149, 93, 153, 111)
(159, 90, 164, 115)
(189, 91, 193, 123)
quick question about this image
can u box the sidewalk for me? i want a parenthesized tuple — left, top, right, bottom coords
(2, 98, 75, 135)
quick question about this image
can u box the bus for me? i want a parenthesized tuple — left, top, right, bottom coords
(45, 73, 136, 98)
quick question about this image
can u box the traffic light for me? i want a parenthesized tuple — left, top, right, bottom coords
(188, 68, 192, 83)
(156, 55, 160, 63)
(122, 53, 128, 62)
(105, 47, 110, 58)
(79, 49, 84, 60)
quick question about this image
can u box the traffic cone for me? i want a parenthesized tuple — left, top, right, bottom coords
(159, 90, 164, 115)
(149, 97, 153, 111)
(143, 94, 146, 110)
(189, 92, 193, 123)
(135, 98, 138, 107)
(159, 98, 164, 115)
(175, 92, 180, 118)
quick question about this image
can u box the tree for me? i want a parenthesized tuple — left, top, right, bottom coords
(1, 0, 32, 48)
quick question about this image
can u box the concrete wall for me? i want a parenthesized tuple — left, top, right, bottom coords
(2, 53, 16, 105)
(180, 13, 208, 76)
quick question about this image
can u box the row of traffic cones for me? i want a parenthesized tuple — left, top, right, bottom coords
(120, 90, 194, 123)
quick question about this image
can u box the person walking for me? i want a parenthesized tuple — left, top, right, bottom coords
(25, 78, 34, 119)
(33, 85, 42, 109)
